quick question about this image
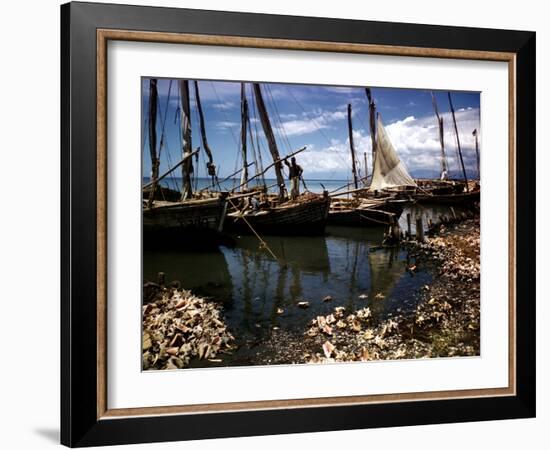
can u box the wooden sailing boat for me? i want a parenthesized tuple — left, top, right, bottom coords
(142, 79, 228, 244)
(225, 83, 330, 235)
(414, 92, 480, 206)
(328, 98, 409, 227)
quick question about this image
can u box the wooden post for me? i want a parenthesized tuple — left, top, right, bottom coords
(347, 104, 359, 190)
(416, 216, 424, 242)
(157, 272, 165, 286)
(406, 213, 412, 237)
(366, 88, 377, 168)
(147, 79, 159, 209)
(448, 92, 469, 192)
(431, 92, 448, 180)
(239, 83, 249, 190)
(473, 128, 480, 179)
(253, 83, 286, 202)
(363, 152, 368, 186)
(179, 80, 194, 200)
(193, 81, 218, 186)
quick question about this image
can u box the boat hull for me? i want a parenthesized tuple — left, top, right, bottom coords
(415, 190, 480, 205)
(328, 208, 396, 227)
(225, 196, 330, 235)
(143, 196, 228, 247)
(327, 197, 406, 227)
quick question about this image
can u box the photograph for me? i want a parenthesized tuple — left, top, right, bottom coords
(141, 78, 481, 370)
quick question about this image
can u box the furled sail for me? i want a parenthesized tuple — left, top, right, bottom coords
(369, 116, 417, 191)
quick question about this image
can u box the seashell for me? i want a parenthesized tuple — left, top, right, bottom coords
(166, 347, 179, 356)
(322, 340, 336, 358)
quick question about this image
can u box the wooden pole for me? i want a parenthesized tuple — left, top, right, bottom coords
(473, 129, 480, 179)
(416, 216, 424, 242)
(447, 92, 469, 192)
(147, 79, 159, 209)
(240, 83, 249, 190)
(193, 81, 218, 186)
(142, 148, 200, 190)
(406, 213, 412, 237)
(179, 80, 194, 200)
(253, 83, 286, 202)
(347, 104, 359, 190)
(431, 92, 448, 179)
(200, 162, 254, 192)
(231, 146, 306, 193)
(363, 152, 369, 186)
(365, 88, 377, 171)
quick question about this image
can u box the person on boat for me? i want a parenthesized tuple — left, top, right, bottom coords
(250, 195, 260, 211)
(284, 157, 303, 200)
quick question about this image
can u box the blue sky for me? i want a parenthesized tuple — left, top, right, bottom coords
(142, 78, 480, 182)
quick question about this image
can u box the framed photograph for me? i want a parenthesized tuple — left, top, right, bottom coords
(61, 1, 535, 447)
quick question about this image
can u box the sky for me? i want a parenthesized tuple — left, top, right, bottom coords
(142, 78, 481, 182)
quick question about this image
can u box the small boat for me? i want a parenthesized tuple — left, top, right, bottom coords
(225, 83, 330, 235)
(143, 79, 228, 245)
(143, 195, 228, 232)
(415, 189, 480, 205)
(328, 99, 415, 227)
(328, 202, 397, 227)
(412, 92, 480, 206)
(226, 193, 330, 235)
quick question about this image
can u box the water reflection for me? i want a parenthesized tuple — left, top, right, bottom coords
(144, 225, 431, 352)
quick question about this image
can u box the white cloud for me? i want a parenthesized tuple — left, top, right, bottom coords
(275, 107, 350, 137)
(212, 101, 236, 111)
(383, 107, 480, 174)
(292, 108, 480, 178)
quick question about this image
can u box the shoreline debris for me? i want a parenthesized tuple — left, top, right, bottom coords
(142, 287, 235, 370)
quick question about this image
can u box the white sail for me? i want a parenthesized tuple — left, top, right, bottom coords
(369, 116, 417, 191)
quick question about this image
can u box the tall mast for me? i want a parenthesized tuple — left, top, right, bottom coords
(363, 152, 368, 186)
(147, 79, 159, 209)
(447, 92, 469, 191)
(240, 83, 249, 190)
(193, 81, 217, 186)
(179, 80, 193, 200)
(253, 83, 285, 202)
(431, 92, 448, 179)
(347, 104, 359, 190)
(365, 88, 377, 173)
(472, 129, 480, 179)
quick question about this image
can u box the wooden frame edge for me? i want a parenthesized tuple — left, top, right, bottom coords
(95, 28, 517, 420)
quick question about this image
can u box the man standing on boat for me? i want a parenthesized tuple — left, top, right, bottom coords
(284, 157, 303, 200)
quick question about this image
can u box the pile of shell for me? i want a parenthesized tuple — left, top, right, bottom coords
(304, 306, 405, 363)
(142, 289, 235, 370)
(414, 220, 480, 282)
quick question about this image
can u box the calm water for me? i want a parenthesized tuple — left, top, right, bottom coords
(143, 223, 437, 367)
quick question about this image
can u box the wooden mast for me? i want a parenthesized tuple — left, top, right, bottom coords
(447, 92, 469, 192)
(365, 88, 377, 173)
(431, 92, 448, 180)
(347, 104, 359, 190)
(147, 79, 159, 209)
(253, 83, 286, 202)
(179, 80, 193, 200)
(363, 152, 368, 185)
(193, 81, 218, 186)
(473, 129, 480, 179)
(240, 83, 249, 190)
